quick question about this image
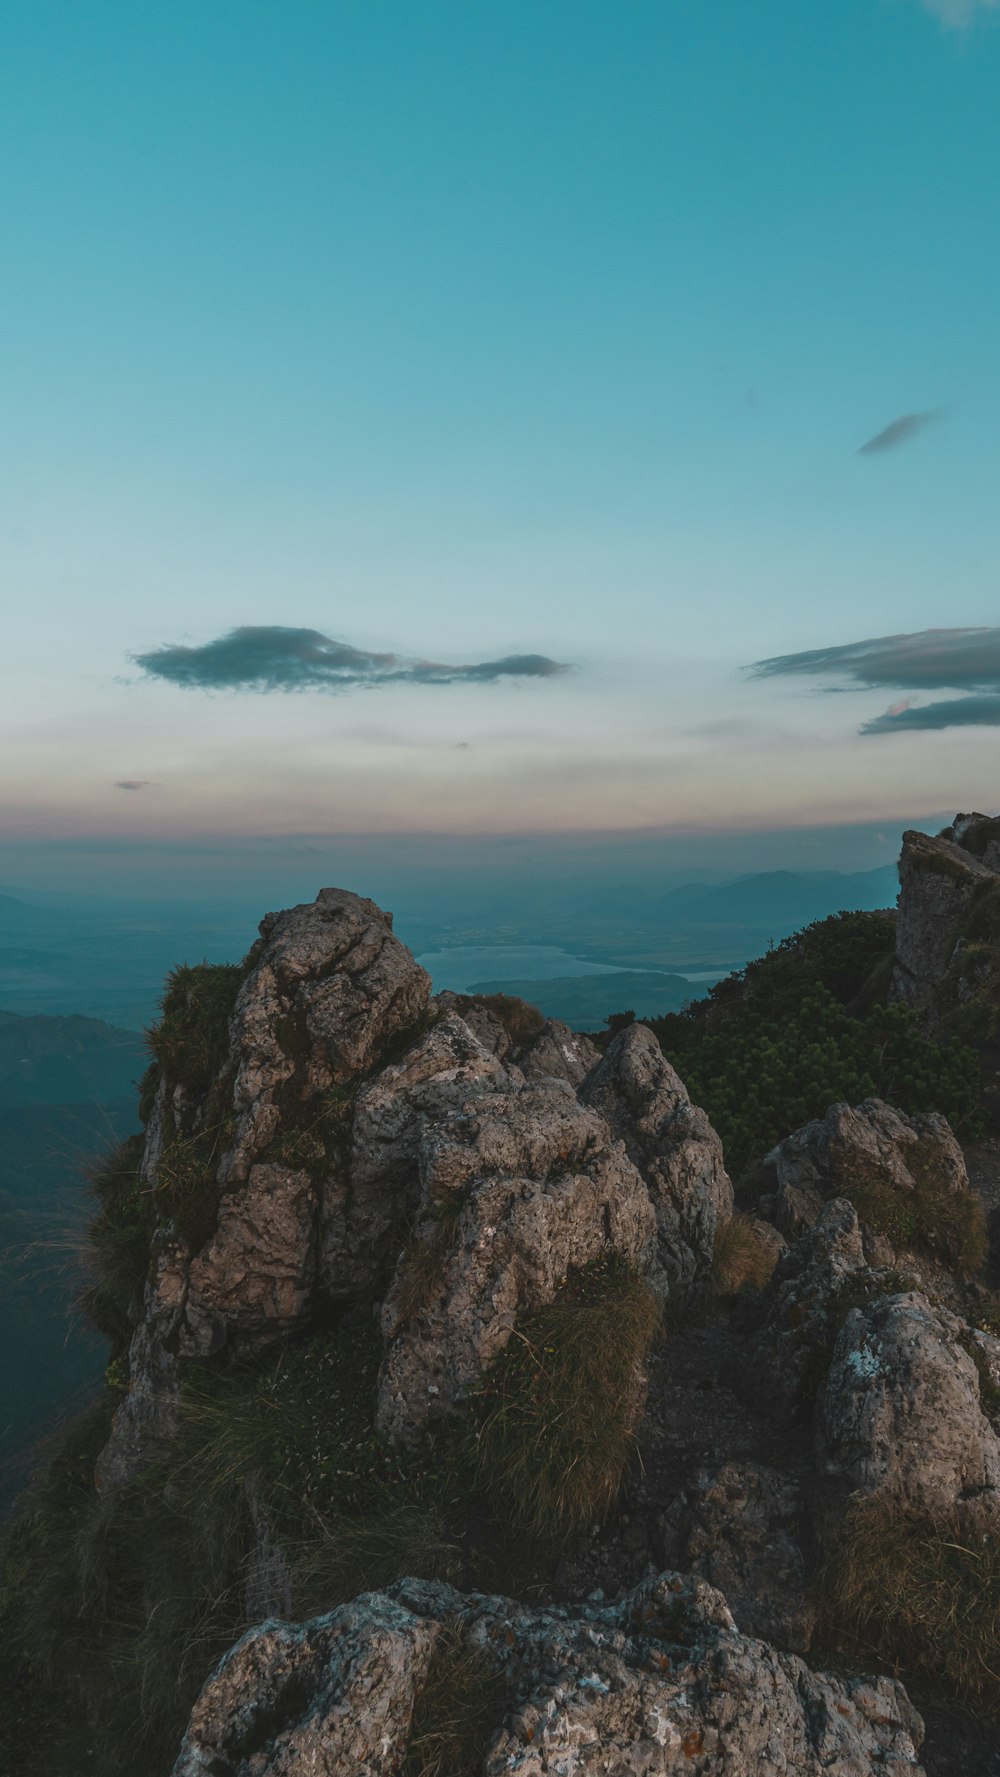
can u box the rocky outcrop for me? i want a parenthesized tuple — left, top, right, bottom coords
(816, 1290, 1000, 1527)
(892, 817, 1000, 1014)
(739, 1200, 868, 1421)
(760, 1097, 969, 1255)
(676, 1463, 816, 1653)
(98, 891, 728, 1484)
(377, 1078, 657, 1442)
(222, 888, 432, 1188)
(580, 1024, 734, 1300)
(171, 1572, 925, 1777)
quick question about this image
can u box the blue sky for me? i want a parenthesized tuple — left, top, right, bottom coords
(3, 0, 999, 886)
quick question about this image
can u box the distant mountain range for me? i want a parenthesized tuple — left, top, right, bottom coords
(0, 1011, 147, 1111)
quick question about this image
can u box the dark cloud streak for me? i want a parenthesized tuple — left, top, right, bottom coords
(857, 411, 940, 455)
(134, 626, 568, 693)
(748, 627, 1000, 737)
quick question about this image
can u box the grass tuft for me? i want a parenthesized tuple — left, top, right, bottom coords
(710, 1212, 780, 1298)
(471, 1256, 661, 1540)
(819, 1495, 1000, 1712)
(146, 963, 244, 1092)
(842, 1140, 988, 1278)
(404, 1622, 503, 1777)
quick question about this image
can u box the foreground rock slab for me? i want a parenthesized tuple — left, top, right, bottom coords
(171, 1572, 925, 1777)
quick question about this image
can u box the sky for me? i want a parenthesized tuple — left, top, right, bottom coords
(2, 0, 1000, 896)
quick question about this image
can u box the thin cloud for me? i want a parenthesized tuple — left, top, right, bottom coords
(748, 627, 1000, 736)
(115, 779, 152, 791)
(862, 694, 1000, 734)
(133, 626, 568, 693)
(857, 411, 940, 455)
(918, 0, 1000, 27)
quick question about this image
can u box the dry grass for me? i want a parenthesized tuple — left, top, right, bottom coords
(711, 1212, 780, 1298)
(472, 1256, 661, 1540)
(819, 1495, 1000, 1711)
(403, 1622, 503, 1777)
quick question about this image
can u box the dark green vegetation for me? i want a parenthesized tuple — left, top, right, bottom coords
(471, 1256, 662, 1538)
(819, 1496, 1000, 1714)
(145, 961, 245, 1091)
(640, 912, 985, 1178)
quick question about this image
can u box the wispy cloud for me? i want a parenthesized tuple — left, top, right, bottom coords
(857, 411, 940, 455)
(917, 0, 1000, 28)
(749, 626, 1000, 735)
(133, 626, 568, 693)
(862, 693, 1000, 733)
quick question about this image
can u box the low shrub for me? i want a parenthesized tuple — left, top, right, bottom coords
(819, 1495, 1000, 1712)
(471, 1256, 661, 1539)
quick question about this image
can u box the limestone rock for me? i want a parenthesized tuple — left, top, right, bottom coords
(518, 1017, 601, 1088)
(434, 990, 599, 1085)
(223, 888, 431, 1187)
(181, 1165, 318, 1357)
(740, 1199, 868, 1421)
(171, 1572, 925, 1777)
(761, 1097, 970, 1265)
(376, 1082, 658, 1442)
(679, 1463, 816, 1654)
(580, 1023, 733, 1300)
(321, 1009, 513, 1297)
(817, 1290, 1000, 1526)
(892, 826, 996, 1011)
(764, 1097, 967, 1212)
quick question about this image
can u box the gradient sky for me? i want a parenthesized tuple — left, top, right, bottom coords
(3, 0, 1000, 885)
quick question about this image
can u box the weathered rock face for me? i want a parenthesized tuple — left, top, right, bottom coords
(677, 1463, 816, 1654)
(222, 887, 432, 1188)
(761, 1097, 969, 1256)
(435, 990, 601, 1087)
(740, 1200, 868, 1422)
(377, 1079, 658, 1442)
(816, 1290, 1000, 1526)
(892, 819, 999, 1012)
(580, 1024, 734, 1300)
(171, 1572, 925, 1777)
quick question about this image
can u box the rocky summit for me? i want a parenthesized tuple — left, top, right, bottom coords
(7, 821, 1000, 1777)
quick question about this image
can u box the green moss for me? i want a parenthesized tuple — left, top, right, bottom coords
(471, 1256, 661, 1540)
